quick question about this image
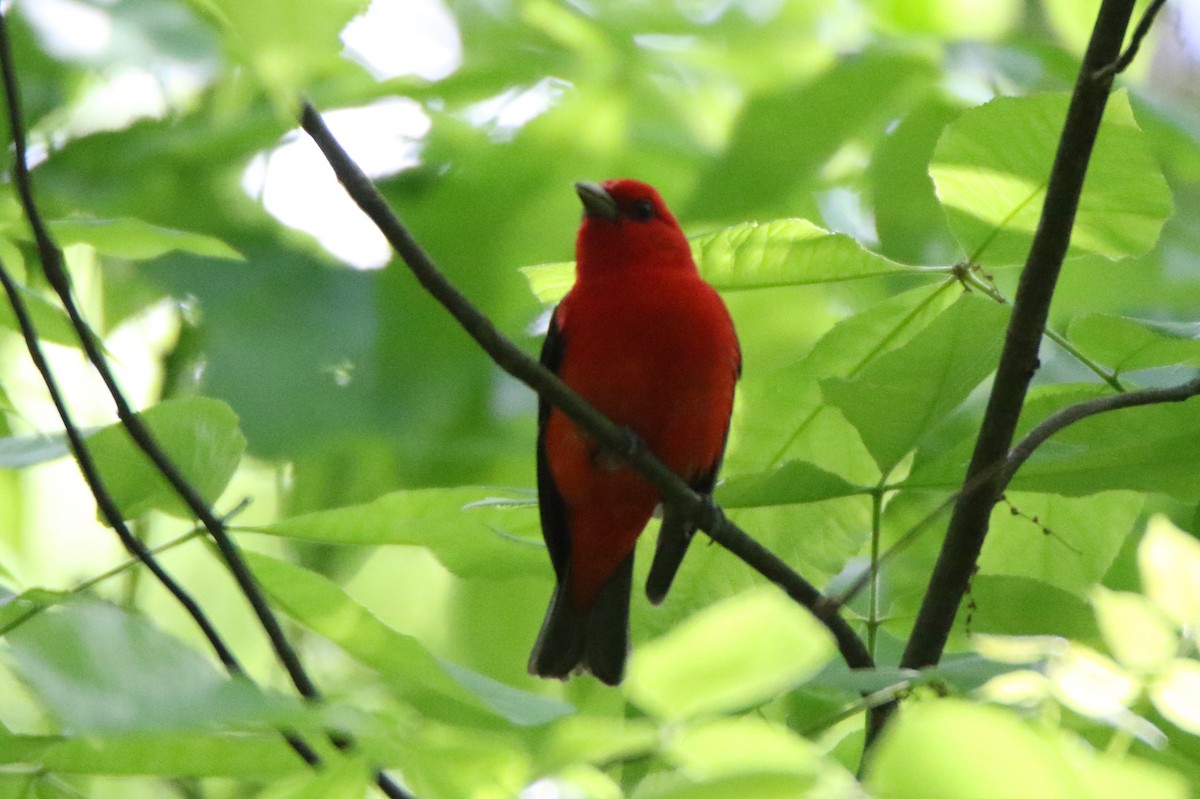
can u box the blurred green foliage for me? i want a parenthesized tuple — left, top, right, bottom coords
(0, 0, 1198, 797)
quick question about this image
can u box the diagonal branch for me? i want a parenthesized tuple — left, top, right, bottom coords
(0, 8, 313, 702)
(0, 13, 414, 799)
(297, 102, 875, 674)
(0, 256, 328, 774)
(1004, 374, 1200, 485)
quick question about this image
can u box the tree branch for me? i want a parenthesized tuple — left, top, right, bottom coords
(1094, 0, 1168, 80)
(0, 13, 413, 799)
(1003, 375, 1200, 485)
(0, 258, 330, 773)
(900, 0, 1135, 674)
(297, 102, 875, 675)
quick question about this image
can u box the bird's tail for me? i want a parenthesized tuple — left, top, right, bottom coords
(645, 504, 695, 604)
(528, 554, 633, 686)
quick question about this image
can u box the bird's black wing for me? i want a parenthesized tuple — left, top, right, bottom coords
(536, 306, 571, 580)
(646, 347, 740, 604)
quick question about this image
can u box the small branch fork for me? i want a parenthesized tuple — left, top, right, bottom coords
(0, 12, 413, 799)
(883, 0, 1175, 737)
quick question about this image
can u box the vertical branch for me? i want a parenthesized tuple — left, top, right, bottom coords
(898, 0, 1135, 674)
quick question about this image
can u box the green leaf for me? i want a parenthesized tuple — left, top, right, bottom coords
(47, 218, 242, 261)
(822, 294, 1009, 472)
(687, 50, 938, 220)
(867, 700, 1187, 799)
(931, 91, 1173, 265)
(968, 576, 1098, 639)
(665, 718, 829, 780)
(0, 431, 71, 468)
(0, 283, 80, 346)
(0, 235, 26, 283)
(4, 732, 305, 777)
(691, 218, 923, 290)
(870, 0, 1021, 39)
(1067, 314, 1200, 373)
(715, 460, 865, 508)
(208, 0, 368, 101)
(1139, 515, 1200, 630)
(1091, 588, 1177, 673)
(258, 754, 372, 799)
(1150, 659, 1200, 736)
(627, 586, 835, 720)
(977, 491, 1143, 597)
(870, 98, 965, 264)
(87, 397, 246, 520)
(0, 588, 70, 634)
(521, 218, 923, 304)
(242, 550, 571, 727)
(907, 383, 1200, 500)
(5, 600, 290, 733)
(725, 281, 959, 483)
(633, 771, 818, 799)
(253, 487, 544, 578)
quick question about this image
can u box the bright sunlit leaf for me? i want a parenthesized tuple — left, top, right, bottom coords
(1091, 587, 1178, 673)
(822, 294, 1008, 472)
(867, 701, 1071, 798)
(931, 91, 1172, 265)
(521, 218, 924, 303)
(627, 587, 834, 720)
(1139, 515, 1200, 630)
(1046, 643, 1139, 721)
(1149, 659, 1200, 735)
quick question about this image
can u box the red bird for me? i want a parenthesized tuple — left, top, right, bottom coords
(528, 179, 740, 685)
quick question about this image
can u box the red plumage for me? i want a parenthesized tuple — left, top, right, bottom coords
(529, 179, 740, 685)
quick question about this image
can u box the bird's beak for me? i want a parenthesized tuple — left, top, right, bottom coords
(575, 181, 619, 220)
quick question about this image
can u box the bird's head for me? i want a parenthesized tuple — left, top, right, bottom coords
(574, 179, 695, 278)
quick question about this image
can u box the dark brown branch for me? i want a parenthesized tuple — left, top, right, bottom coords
(0, 13, 412, 799)
(872, 0, 1141, 747)
(829, 371, 1200, 612)
(1094, 0, 1168, 80)
(0, 259, 329, 772)
(0, 263, 239, 672)
(1004, 375, 1200, 484)
(298, 102, 875, 675)
(0, 9, 314, 699)
(900, 0, 1135, 673)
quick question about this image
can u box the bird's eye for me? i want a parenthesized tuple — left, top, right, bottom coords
(630, 199, 655, 222)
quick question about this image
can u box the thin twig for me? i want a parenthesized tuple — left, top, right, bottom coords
(1094, 0, 1169, 80)
(0, 158, 330, 795)
(1004, 374, 1200, 484)
(829, 369, 1200, 611)
(0, 14, 412, 799)
(0, 8, 315, 698)
(297, 102, 876, 675)
(0, 261, 241, 672)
